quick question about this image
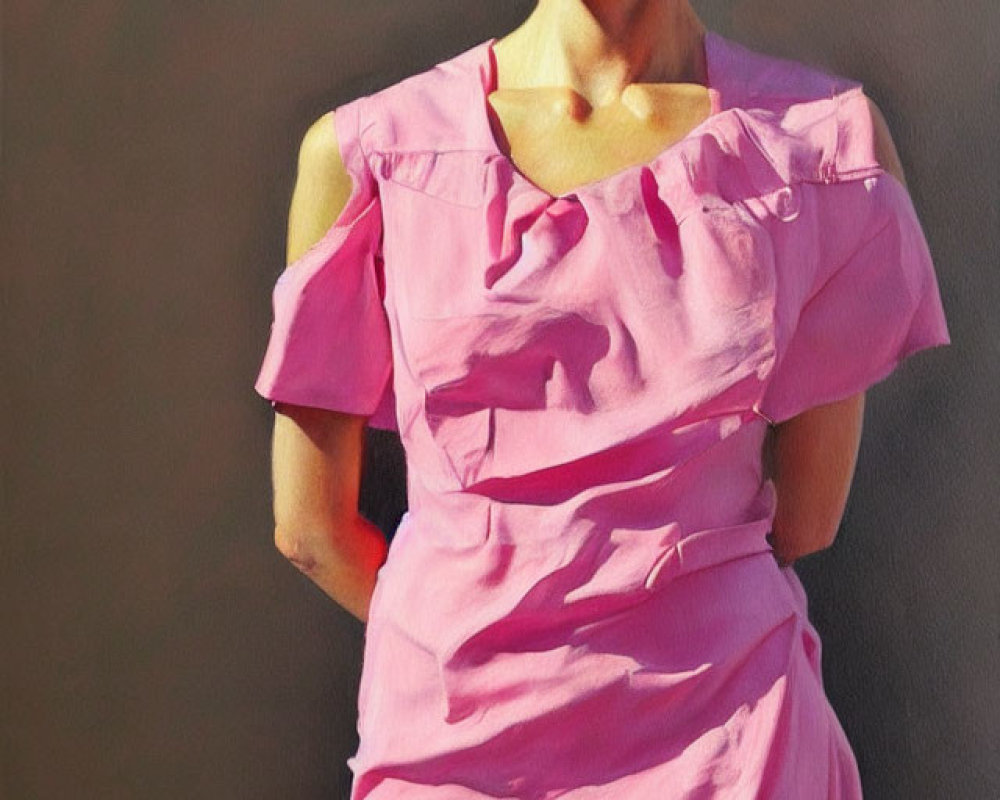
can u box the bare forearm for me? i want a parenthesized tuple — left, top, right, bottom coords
(278, 514, 389, 623)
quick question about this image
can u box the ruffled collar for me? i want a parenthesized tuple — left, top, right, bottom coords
(464, 31, 760, 291)
(450, 29, 879, 291)
(463, 28, 877, 195)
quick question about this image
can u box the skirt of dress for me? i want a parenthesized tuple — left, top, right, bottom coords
(348, 546, 863, 800)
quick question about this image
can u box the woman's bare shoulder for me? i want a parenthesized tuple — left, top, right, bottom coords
(286, 110, 355, 263)
(863, 94, 908, 188)
(297, 110, 354, 194)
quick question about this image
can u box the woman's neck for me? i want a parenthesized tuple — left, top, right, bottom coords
(495, 0, 707, 108)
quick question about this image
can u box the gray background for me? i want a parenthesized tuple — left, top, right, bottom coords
(3, 1, 996, 798)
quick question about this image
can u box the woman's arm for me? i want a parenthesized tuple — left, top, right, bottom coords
(765, 95, 907, 567)
(269, 112, 388, 623)
(766, 393, 865, 566)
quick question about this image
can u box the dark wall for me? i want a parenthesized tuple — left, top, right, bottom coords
(3, 2, 995, 798)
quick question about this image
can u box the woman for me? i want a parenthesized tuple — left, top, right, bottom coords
(255, 1, 951, 797)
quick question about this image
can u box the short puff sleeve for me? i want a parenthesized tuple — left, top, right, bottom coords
(254, 98, 397, 431)
(758, 169, 951, 425)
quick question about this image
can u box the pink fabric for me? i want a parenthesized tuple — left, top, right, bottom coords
(254, 30, 950, 799)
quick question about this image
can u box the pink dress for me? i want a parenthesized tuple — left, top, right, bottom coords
(255, 30, 951, 799)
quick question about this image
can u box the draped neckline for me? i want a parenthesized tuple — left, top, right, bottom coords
(476, 30, 728, 202)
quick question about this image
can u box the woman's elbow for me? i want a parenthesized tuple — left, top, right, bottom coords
(274, 526, 321, 573)
(771, 518, 841, 565)
(816, 518, 844, 552)
(273, 519, 336, 573)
